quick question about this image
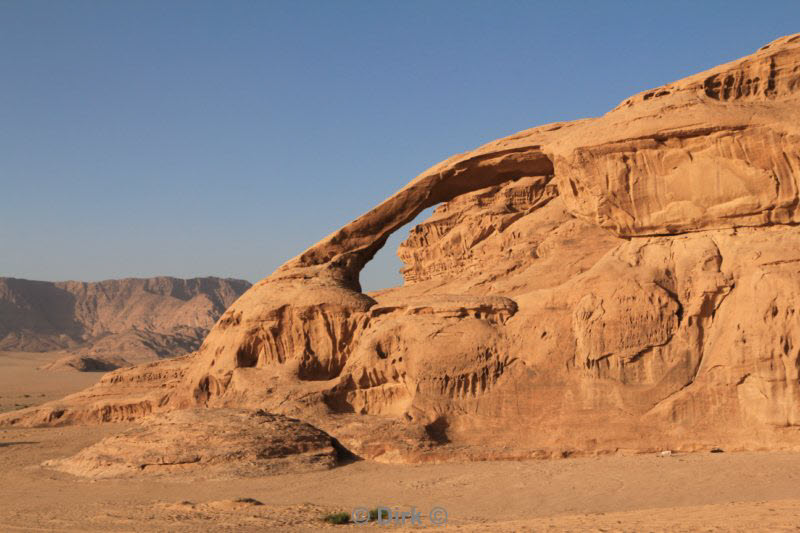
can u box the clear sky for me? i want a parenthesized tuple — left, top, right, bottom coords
(2, 1, 799, 291)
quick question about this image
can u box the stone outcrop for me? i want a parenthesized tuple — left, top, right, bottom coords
(5, 34, 800, 461)
(0, 276, 250, 369)
(44, 409, 338, 478)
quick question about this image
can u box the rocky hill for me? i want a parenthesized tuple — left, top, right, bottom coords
(0, 277, 250, 370)
(4, 34, 800, 464)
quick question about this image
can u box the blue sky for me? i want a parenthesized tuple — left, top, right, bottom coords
(2, 1, 798, 291)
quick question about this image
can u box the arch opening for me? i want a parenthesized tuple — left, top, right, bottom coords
(359, 205, 437, 293)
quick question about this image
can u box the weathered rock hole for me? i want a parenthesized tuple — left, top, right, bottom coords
(359, 206, 437, 292)
(236, 349, 258, 368)
(424, 417, 450, 444)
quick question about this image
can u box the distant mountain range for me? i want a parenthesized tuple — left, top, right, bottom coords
(0, 276, 251, 370)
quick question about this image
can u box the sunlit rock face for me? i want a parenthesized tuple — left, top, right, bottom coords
(6, 34, 800, 462)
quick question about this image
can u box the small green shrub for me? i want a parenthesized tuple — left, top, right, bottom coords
(323, 511, 351, 525)
(369, 508, 390, 521)
(323, 507, 391, 524)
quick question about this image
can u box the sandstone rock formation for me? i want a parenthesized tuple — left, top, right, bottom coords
(4, 34, 800, 461)
(44, 409, 338, 478)
(0, 277, 250, 369)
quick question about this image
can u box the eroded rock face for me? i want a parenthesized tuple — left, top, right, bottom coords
(397, 175, 558, 284)
(44, 409, 338, 478)
(5, 34, 800, 460)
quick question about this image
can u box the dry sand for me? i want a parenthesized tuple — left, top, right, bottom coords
(2, 352, 800, 532)
(0, 351, 103, 414)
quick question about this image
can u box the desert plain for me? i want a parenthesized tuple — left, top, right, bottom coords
(2, 351, 800, 531)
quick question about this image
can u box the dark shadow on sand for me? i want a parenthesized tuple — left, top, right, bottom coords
(0, 441, 39, 448)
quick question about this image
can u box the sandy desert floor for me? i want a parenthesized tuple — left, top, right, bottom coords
(2, 351, 800, 532)
(0, 351, 102, 415)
